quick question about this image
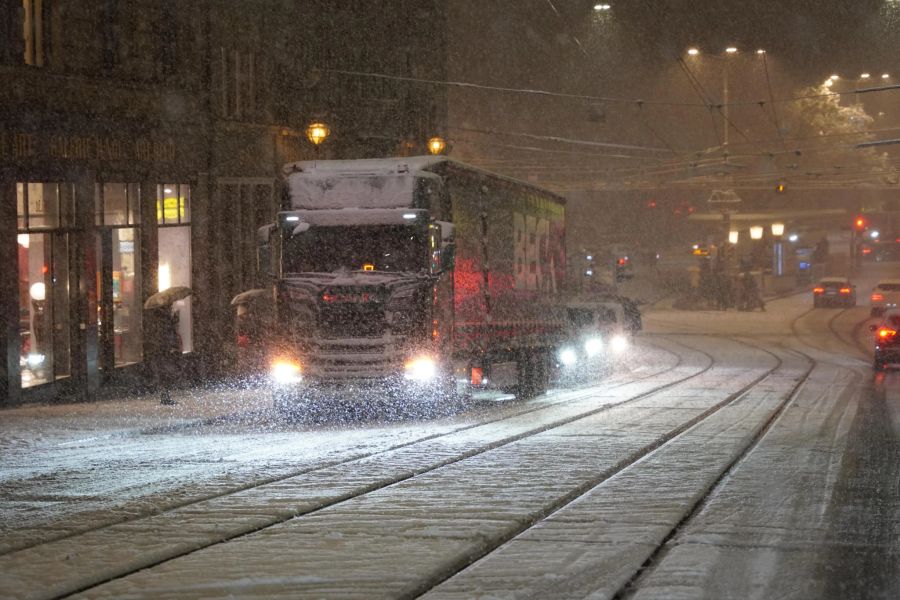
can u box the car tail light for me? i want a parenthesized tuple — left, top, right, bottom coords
(813, 287, 824, 294)
(872, 294, 884, 302)
(840, 287, 851, 294)
(878, 328, 897, 340)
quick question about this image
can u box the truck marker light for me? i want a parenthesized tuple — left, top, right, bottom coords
(404, 356, 437, 381)
(271, 360, 302, 384)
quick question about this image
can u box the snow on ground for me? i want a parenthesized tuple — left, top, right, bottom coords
(0, 263, 898, 599)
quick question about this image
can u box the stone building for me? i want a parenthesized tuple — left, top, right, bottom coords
(0, 0, 447, 404)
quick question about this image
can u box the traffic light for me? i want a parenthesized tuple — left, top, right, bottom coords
(615, 256, 630, 282)
(855, 216, 866, 230)
(775, 182, 786, 194)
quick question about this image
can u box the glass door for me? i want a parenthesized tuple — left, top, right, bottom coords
(95, 183, 143, 371)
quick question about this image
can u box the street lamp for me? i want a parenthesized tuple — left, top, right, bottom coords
(725, 46, 738, 54)
(427, 136, 446, 155)
(306, 121, 330, 147)
(687, 47, 700, 56)
(749, 226, 764, 240)
(729, 230, 739, 244)
(860, 73, 871, 79)
(771, 222, 785, 237)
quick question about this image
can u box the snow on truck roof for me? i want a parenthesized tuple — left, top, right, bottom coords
(282, 156, 564, 210)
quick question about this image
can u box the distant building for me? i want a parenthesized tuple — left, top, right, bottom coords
(0, 1, 447, 403)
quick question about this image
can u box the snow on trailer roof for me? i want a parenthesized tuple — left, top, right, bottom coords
(282, 156, 565, 210)
(283, 156, 447, 176)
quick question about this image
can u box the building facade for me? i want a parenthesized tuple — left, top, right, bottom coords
(0, 0, 447, 404)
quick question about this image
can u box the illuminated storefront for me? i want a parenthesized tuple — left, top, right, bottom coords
(0, 125, 203, 403)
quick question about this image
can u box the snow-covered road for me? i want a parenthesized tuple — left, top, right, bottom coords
(1, 264, 898, 599)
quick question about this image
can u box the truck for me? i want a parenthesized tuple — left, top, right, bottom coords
(253, 156, 570, 411)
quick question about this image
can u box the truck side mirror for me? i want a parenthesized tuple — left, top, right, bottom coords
(257, 224, 276, 278)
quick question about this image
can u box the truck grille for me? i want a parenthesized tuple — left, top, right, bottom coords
(318, 303, 386, 338)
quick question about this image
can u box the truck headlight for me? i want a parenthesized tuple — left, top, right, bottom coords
(584, 337, 603, 357)
(610, 335, 629, 353)
(559, 347, 578, 366)
(404, 356, 437, 381)
(271, 360, 303, 384)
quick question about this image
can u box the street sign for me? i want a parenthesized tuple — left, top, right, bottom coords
(707, 189, 742, 204)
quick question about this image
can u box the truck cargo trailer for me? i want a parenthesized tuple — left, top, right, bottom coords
(253, 156, 569, 410)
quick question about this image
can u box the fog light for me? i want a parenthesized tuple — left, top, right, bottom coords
(271, 360, 302, 385)
(610, 335, 629, 353)
(559, 347, 578, 366)
(405, 356, 437, 381)
(584, 337, 603, 357)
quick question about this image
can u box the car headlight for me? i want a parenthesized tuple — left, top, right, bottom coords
(610, 335, 629, 353)
(405, 356, 437, 381)
(270, 360, 303, 384)
(584, 337, 603, 357)
(558, 347, 578, 366)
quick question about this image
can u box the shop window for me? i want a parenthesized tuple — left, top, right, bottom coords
(157, 184, 192, 353)
(95, 182, 140, 226)
(17, 182, 76, 229)
(16, 181, 75, 387)
(111, 228, 141, 364)
(17, 231, 71, 387)
(157, 184, 190, 225)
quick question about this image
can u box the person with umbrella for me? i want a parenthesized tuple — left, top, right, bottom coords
(144, 287, 191, 405)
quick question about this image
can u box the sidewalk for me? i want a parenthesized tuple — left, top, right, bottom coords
(0, 381, 270, 451)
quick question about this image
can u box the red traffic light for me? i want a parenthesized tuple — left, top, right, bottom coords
(855, 217, 866, 230)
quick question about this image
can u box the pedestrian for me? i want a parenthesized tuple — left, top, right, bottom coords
(145, 307, 181, 405)
(739, 272, 765, 312)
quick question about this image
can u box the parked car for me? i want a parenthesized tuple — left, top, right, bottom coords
(869, 279, 900, 317)
(813, 277, 856, 308)
(871, 310, 900, 371)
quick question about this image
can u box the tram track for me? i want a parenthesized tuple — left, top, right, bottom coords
(42, 339, 784, 599)
(408, 339, 809, 599)
(0, 338, 685, 557)
(2, 338, 720, 599)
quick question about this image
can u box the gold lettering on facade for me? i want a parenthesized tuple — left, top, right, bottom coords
(2, 131, 176, 163)
(14, 132, 37, 158)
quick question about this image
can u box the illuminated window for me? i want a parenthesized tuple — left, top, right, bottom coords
(157, 184, 193, 353)
(22, 0, 47, 67)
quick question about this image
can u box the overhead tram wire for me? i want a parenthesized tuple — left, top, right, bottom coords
(635, 101, 680, 155)
(675, 57, 723, 147)
(761, 52, 788, 152)
(324, 68, 900, 111)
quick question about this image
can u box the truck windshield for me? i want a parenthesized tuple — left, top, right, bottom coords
(283, 225, 428, 274)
